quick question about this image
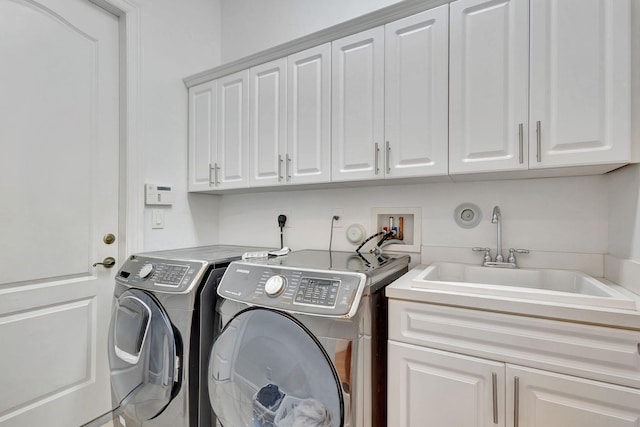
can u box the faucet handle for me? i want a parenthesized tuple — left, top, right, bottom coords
(472, 247, 492, 263)
(508, 248, 530, 264)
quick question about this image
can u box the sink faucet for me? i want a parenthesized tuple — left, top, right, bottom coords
(491, 206, 504, 262)
(472, 205, 530, 268)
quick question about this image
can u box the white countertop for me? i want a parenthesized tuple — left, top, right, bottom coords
(386, 265, 640, 330)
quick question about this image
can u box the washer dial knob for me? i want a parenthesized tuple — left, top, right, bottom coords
(139, 263, 155, 279)
(264, 275, 286, 297)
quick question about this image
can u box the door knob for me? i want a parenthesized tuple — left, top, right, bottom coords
(93, 257, 116, 268)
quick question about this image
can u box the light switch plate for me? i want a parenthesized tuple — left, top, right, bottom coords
(152, 209, 164, 229)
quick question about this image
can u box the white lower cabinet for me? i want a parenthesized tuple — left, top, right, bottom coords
(388, 341, 505, 427)
(388, 300, 640, 426)
(389, 342, 640, 427)
(508, 365, 640, 427)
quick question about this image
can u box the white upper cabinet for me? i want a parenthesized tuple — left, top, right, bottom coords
(332, 27, 385, 182)
(249, 59, 287, 187)
(529, 0, 631, 169)
(287, 43, 332, 185)
(188, 80, 217, 191)
(216, 70, 250, 189)
(187, 0, 632, 191)
(385, 5, 449, 178)
(249, 46, 332, 188)
(449, 0, 530, 175)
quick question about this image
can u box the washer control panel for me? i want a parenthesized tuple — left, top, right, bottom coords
(218, 262, 367, 317)
(115, 255, 208, 293)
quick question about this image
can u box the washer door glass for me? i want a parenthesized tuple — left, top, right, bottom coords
(209, 309, 342, 427)
(108, 289, 179, 421)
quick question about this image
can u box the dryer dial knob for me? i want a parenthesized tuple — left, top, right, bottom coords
(264, 275, 286, 297)
(139, 263, 155, 279)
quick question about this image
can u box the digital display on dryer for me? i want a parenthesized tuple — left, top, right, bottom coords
(294, 277, 339, 307)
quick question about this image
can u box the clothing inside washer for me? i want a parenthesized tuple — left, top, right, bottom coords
(209, 309, 341, 427)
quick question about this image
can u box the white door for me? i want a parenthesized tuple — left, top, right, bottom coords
(188, 80, 217, 192)
(507, 365, 640, 427)
(287, 43, 332, 185)
(332, 27, 385, 182)
(388, 341, 505, 427)
(217, 70, 250, 190)
(249, 58, 287, 187)
(449, 0, 529, 174)
(529, 0, 631, 169)
(0, 0, 120, 426)
(384, 5, 449, 179)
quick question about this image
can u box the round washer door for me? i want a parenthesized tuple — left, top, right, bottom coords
(208, 309, 342, 427)
(108, 289, 179, 421)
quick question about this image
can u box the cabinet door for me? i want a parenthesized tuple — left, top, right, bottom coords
(449, 0, 529, 174)
(216, 70, 250, 189)
(332, 26, 384, 181)
(529, 0, 631, 169)
(188, 81, 216, 191)
(385, 5, 449, 178)
(388, 341, 505, 427)
(249, 58, 287, 187)
(287, 43, 331, 185)
(507, 365, 640, 427)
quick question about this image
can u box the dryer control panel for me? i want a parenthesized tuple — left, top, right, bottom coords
(218, 262, 368, 318)
(115, 255, 209, 294)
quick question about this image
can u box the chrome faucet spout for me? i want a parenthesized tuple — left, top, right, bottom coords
(491, 206, 503, 262)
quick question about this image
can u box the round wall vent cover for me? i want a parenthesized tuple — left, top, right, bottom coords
(453, 203, 482, 229)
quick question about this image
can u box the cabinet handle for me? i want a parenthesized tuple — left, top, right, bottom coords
(209, 163, 214, 185)
(374, 142, 380, 175)
(278, 155, 284, 181)
(518, 123, 524, 164)
(386, 141, 391, 174)
(286, 154, 291, 181)
(492, 372, 498, 424)
(514, 376, 520, 427)
(213, 162, 219, 186)
(536, 121, 542, 163)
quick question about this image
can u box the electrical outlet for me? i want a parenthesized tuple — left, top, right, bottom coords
(331, 208, 344, 228)
(275, 209, 291, 228)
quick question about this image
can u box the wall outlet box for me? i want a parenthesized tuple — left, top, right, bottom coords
(145, 184, 173, 206)
(371, 207, 421, 253)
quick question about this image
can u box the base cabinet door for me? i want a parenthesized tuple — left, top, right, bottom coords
(507, 365, 640, 427)
(388, 341, 505, 427)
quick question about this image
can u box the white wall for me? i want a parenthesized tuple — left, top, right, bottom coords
(608, 164, 640, 260)
(219, 0, 402, 62)
(135, 0, 222, 251)
(217, 176, 609, 257)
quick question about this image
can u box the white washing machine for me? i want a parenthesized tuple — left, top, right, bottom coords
(102, 245, 268, 427)
(207, 250, 410, 427)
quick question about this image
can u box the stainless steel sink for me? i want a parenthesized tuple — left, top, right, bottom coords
(412, 262, 636, 310)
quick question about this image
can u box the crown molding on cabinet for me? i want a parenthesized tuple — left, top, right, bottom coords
(183, 0, 449, 88)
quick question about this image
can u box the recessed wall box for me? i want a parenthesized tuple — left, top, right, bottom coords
(371, 207, 421, 253)
(145, 184, 173, 206)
